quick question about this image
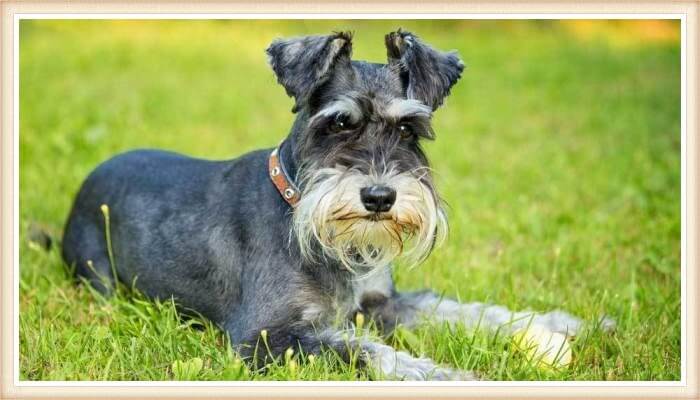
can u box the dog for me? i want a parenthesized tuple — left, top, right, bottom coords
(62, 30, 610, 380)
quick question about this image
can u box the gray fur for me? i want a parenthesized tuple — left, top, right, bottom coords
(61, 30, 611, 381)
(267, 32, 354, 112)
(385, 29, 464, 110)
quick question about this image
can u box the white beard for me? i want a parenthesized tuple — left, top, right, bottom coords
(292, 165, 447, 273)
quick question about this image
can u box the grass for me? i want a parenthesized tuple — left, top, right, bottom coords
(19, 20, 681, 381)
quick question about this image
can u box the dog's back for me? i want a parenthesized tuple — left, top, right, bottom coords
(62, 148, 282, 322)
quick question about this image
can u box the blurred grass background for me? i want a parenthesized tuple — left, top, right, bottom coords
(19, 19, 681, 381)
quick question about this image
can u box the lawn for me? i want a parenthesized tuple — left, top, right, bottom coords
(19, 19, 681, 381)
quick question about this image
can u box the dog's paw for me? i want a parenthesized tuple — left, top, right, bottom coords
(428, 367, 480, 381)
(370, 346, 478, 381)
(532, 310, 584, 336)
(534, 311, 616, 337)
(598, 315, 617, 333)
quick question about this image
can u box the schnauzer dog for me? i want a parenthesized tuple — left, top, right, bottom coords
(62, 30, 608, 380)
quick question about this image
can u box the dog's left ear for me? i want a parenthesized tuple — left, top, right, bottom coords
(267, 32, 353, 112)
(385, 30, 464, 111)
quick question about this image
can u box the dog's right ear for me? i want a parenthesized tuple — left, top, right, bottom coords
(385, 30, 464, 111)
(267, 32, 353, 112)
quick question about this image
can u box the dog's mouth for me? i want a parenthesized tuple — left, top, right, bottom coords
(331, 208, 395, 222)
(364, 213, 393, 222)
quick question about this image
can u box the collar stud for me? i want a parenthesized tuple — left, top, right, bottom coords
(269, 143, 300, 206)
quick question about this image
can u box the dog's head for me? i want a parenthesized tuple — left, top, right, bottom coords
(267, 30, 464, 272)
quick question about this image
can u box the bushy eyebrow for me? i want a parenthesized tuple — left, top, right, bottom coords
(309, 96, 363, 125)
(384, 99, 433, 120)
(308, 96, 433, 133)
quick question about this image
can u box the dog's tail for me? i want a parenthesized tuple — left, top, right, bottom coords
(27, 222, 56, 251)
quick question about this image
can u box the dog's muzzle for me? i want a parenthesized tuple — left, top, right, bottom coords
(290, 164, 447, 272)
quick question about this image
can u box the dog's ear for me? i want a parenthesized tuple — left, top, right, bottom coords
(385, 30, 464, 111)
(267, 32, 353, 112)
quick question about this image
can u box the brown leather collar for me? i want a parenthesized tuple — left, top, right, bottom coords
(269, 143, 300, 207)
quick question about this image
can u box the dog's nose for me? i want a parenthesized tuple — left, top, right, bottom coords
(360, 185, 396, 213)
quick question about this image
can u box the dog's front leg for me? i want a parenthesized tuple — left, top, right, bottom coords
(313, 329, 477, 381)
(376, 291, 614, 336)
(235, 325, 476, 380)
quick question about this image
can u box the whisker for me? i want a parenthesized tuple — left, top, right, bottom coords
(334, 213, 369, 221)
(332, 221, 360, 239)
(381, 222, 403, 253)
(330, 204, 356, 218)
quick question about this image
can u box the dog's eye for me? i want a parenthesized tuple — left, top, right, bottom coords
(329, 114, 356, 133)
(397, 123, 414, 139)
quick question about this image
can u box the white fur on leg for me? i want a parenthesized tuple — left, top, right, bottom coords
(360, 339, 477, 381)
(319, 329, 476, 381)
(406, 293, 614, 336)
